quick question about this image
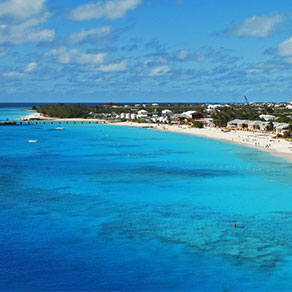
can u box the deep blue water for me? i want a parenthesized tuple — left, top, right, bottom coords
(1, 108, 292, 291)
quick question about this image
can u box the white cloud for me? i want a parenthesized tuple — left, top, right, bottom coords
(2, 71, 25, 79)
(246, 68, 263, 74)
(0, 48, 7, 57)
(0, 0, 45, 20)
(76, 53, 107, 64)
(148, 65, 171, 77)
(0, 0, 54, 45)
(66, 26, 112, 45)
(226, 13, 284, 38)
(97, 60, 127, 72)
(45, 47, 106, 65)
(2, 62, 39, 79)
(69, 0, 141, 21)
(278, 37, 292, 57)
(177, 49, 188, 60)
(24, 62, 38, 73)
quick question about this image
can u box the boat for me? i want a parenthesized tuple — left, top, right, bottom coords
(55, 127, 64, 130)
(28, 140, 38, 143)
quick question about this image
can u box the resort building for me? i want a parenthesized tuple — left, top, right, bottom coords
(137, 109, 148, 119)
(227, 119, 249, 129)
(259, 114, 276, 121)
(161, 109, 172, 115)
(227, 119, 290, 134)
(180, 111, 203, 119)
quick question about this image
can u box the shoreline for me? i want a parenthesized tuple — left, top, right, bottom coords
(20, 112, 292, 162)
(110, 121, 292, 163)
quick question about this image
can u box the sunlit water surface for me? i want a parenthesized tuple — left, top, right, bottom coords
(1, 107, 292, 291)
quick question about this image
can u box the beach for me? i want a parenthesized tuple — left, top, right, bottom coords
(3, 106, 292, 291)
(20, 112, 292, 162)
(114, 121, 292, 162)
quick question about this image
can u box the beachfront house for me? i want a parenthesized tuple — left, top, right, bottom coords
(161, 109, 172, 115)
(227, 119, 249, 129)
(274, 122, 290, 134)
(180, 111, 203, 120)
(247, 121, 266, 130)
(137, 109, 148, 119)
(199, 118, 215, 127)
(259, 114, 276, 121)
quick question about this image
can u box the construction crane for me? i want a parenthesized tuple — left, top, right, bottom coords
(244, 96, 248, 104)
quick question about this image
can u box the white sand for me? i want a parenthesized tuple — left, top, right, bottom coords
(111, 121, 292, 162)
(20, 113, 292, 162)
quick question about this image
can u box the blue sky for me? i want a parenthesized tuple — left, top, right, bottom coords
(1, 0, 292, 102)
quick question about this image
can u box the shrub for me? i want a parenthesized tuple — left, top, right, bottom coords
(192, 121, 203, 128)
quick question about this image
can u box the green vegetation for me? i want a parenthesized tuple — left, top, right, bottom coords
(211, 105, 260, 127)
(283, 131, 291, 138)
(266, 122, 274, 131)
(192, 121, 203, 128)
(35, 103, 292, 131)
(37, 104, 90, 118)
(275, 116, 292, 123)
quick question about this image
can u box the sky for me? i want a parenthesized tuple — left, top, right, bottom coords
(0, 0, 292, 103)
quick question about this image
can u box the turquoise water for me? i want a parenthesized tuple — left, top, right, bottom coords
(0, 106, 34, 121)
(1, 108, 292, 291)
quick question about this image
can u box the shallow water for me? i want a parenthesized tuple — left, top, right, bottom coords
(1, 107, 292, 291)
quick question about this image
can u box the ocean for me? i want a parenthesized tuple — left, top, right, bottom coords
(1, 106, 292, 291)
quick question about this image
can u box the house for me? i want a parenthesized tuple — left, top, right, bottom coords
(274, 122, 290, 134)
(130, 113, 137, 120)
(259, 114, 276, 121)
(247, 121, 265, 130)
(227, 119, 249, 129)
(161, 109, 172, 115)
(199, 118, 215, 127)
(180, 111, 203, 119)
(137, 109, 148, 119)
(138, 109, 148, 115)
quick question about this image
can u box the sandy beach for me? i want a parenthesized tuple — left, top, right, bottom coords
(20, 112, 292, 162)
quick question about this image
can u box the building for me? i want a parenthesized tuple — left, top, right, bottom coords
(227, 119, 249, 129)
(137, 109, 148, 119)
(259, 114, 276, 121)
(274, 122, 290, 134)
(161, 109, 172, 115)
(199, 118, 215, 127)
(180, 111, 203, 119)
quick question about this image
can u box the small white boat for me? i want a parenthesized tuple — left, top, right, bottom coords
(28, 140, 38, 143)
(55, 127, 64, 130)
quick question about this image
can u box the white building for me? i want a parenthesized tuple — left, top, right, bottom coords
(138, 110, 148, 115)
(120, 113, 126, 119)
(259, 114, 276, 121)
(180, 111, 203, 119)
(162, 109, 172, 115)
(130, 113, 137, 119)
(125, 113, 130, 119)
